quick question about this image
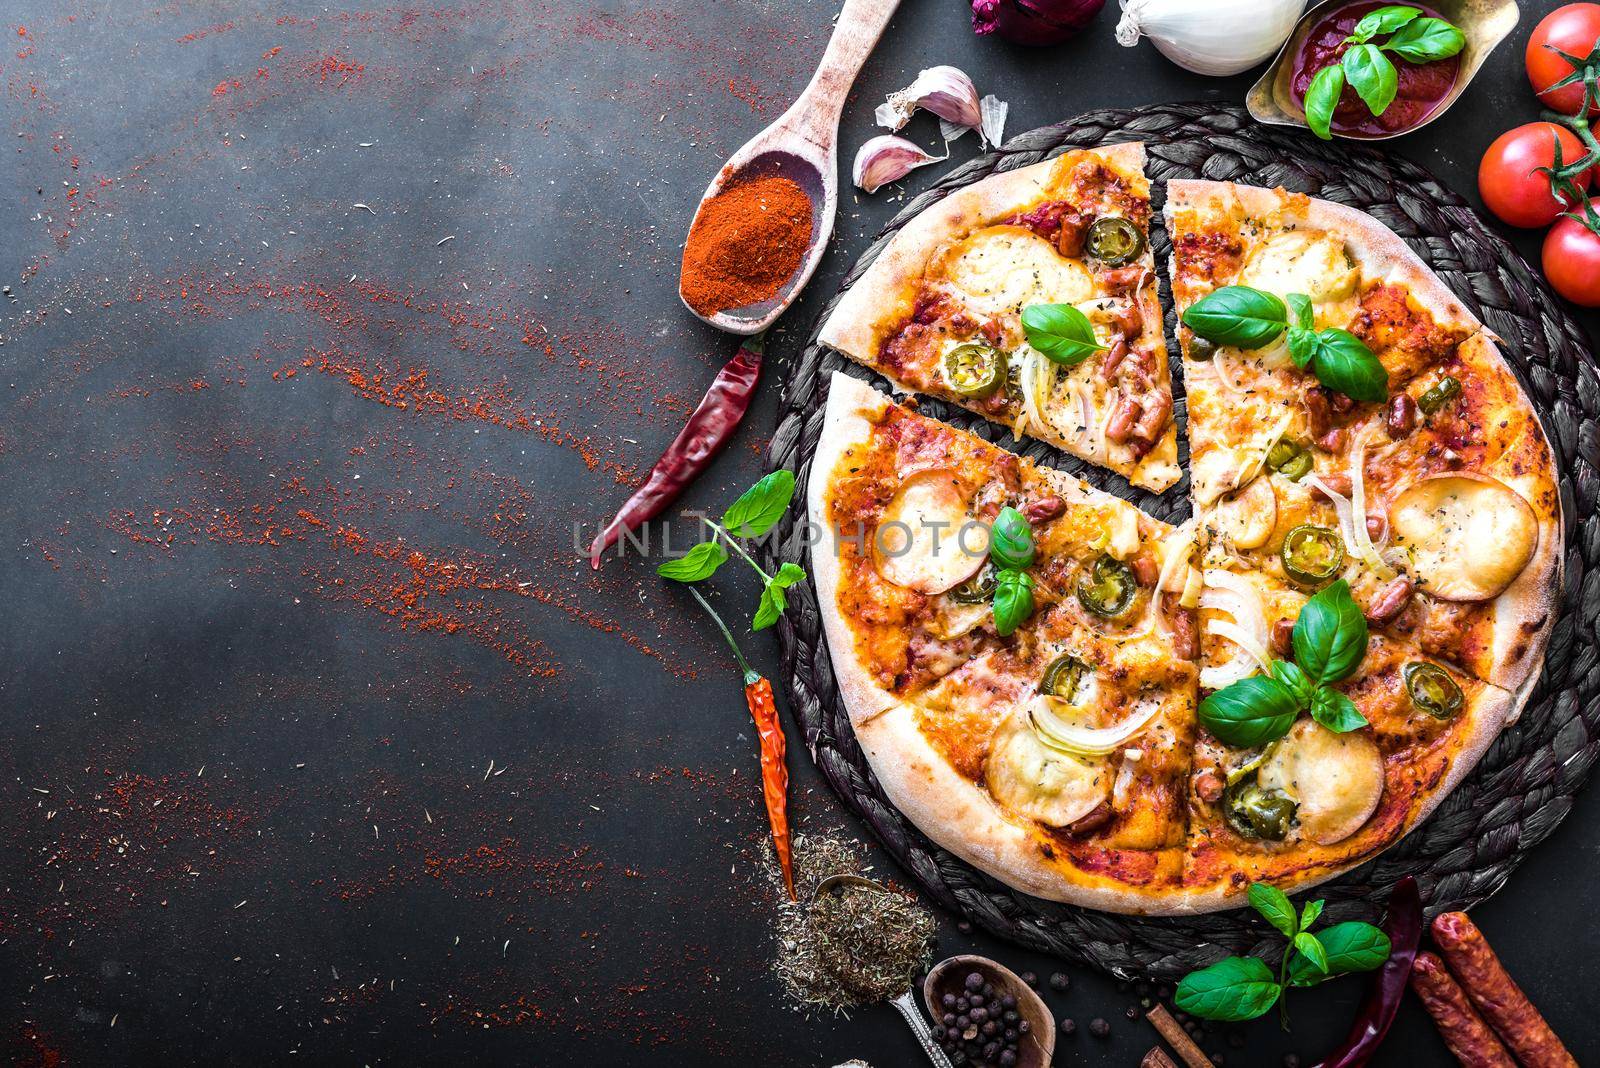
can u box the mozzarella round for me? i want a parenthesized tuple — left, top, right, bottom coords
(1389, 474, 1539, 602)
(1259, 719, 1384, 846)
(985, 712, 1111, 828)
(939, 225, 1095, 318)
(873, 472, 986, 594)
(1212, 477, 1278, 551)
(1237, 230, 1358, 305)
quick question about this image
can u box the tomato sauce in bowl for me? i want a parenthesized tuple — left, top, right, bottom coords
(1290, 1, 1461, 137)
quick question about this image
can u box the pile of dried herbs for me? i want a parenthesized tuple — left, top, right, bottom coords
(767, 831, 937, 1014)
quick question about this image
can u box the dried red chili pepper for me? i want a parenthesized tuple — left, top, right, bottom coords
(686, 586, 794, 899)
(1313, 876, 1422, 1068)
(588, 333, 764, 569)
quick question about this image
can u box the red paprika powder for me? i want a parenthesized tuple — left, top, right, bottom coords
(680, 175, 813, 316)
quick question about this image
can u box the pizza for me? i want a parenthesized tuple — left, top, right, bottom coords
(819, 143, 1181, 492)
(806, 161, 1563, 914)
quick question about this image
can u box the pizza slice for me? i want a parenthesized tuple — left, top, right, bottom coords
(1166, 181, 1561, 696)
(1182, 561, 1516, 904)
(819, 143, 1180, 492)
(808, 371, 1201, 911)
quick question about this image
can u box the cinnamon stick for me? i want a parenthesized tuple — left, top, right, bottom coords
(1146, 1005, 1214, 1068)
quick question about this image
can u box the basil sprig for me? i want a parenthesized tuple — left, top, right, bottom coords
(1198, 581, 1371, 746)
(1181, 285, 1388, 402)
(656, 470, 807, 632)
(1021, 303, 1108, 367)
(989, 507, 1037, 637)
(1176, 881, 1390, 1024)
(1304, 5, 1465, 140)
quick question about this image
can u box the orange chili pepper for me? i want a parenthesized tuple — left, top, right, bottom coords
(688, 588, 795, 899)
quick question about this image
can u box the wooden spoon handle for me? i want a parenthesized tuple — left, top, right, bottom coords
(789, 0, 903, 144)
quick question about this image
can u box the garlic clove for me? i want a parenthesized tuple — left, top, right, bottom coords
(979, 94, 1008, 148)
(874, 66, 983, 132)
(852, 135, 948, 194)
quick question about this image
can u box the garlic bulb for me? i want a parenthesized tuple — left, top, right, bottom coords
(1115, 0, 1307, 76)
(853, 135, 948, 194)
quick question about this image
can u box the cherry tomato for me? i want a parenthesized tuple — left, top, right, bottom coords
(1478, 122, 1595, 228)
(1542, 216, 1600, 306)
(1527, 4, 1600, 117)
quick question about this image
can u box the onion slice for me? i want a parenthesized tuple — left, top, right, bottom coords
(1347, 436, 1398, 580)
(1199, 568, 1272, 690)
(1028, 694, 1163, 757)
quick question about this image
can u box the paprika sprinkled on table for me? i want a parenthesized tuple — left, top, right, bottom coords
(680, 175, 814, 316)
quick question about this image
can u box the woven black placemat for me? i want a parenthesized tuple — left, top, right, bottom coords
(761, 102, 1600, 979)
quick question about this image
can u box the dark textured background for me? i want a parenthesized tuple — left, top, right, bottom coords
(1, 1, 1595, 1065)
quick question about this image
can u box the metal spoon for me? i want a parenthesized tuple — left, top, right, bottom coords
(812, 874, 954, 1068)
(678, 0, 903, 335)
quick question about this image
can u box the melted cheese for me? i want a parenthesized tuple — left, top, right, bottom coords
(1212, 477, 1278, 551)
(985, 712, 1110, 828)
(1259, 719, 1383, 846)
(1237, 230, 1359, 307)
(873, 472, 986, 595)
(1389, 474, 1539, 602)
(939, 225, 1094, 318)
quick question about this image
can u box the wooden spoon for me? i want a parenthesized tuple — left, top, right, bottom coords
(678, 0, 903, 335)
(924, 955, 1057, 1068)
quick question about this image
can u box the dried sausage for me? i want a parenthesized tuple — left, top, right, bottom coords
(1387, 393, 1418, 437)
(1193, 769, 1224, 804)
(1410, 952, 1516, 1068)
(1023, 495, 1066, 523)
(1365, 577, 1414, 625)
(1431, 912, 1577, 1068)
(1106, 394, 1142, 444)
(1271, 618, 1295, 657)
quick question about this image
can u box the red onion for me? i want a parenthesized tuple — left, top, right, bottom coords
(971, 0, 1106, 46)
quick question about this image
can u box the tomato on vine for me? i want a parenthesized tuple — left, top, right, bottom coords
(1479, 122, 1595, 227)
(1527, 4, 1600, 117)
(1543, 214, 1600, 306)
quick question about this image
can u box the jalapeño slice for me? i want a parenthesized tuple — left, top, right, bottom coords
(1040, 654, 1088, 702)
(1085, 217, 1143, 266)
(1267, 439, 1312, 482)
(1404, 661, 1464, 720)
(1281, 524, 1345, 586)
(949, 563, 998, 605)
(1417, 375, 1461, 415)
(1076, 554, 1137, 619)
(942, 342, 1006, 399)
(1224, 778, 1297, 841)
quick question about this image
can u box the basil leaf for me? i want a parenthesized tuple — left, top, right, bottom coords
(1307, 329, 1388, 402)
(1300, 898, 1326, 932)
(1311, 686, 1369, 733)
(992, 568, 1035, 638)
(1271, 660, 1315, 708)
(1292, 580, 1369, 685)
(656, 540, 729, 582)
(722, 470, 797, 538)
(1384, 16, 1466, 63)
(1343, 43, 1399, 117)
(771, 561, 807, 589)
(753, 584, 785, 630)
(1175, 957, 1282, 1022)
(1287, 293, 1315, 331)
(1287, 325, 1318, 370)
(1199, 675, 1301, 748)
(1349, 4, 1421, 42)
(1181, 286, 1289, 349)
(1022, 304, 1107, 367)
(1248, 882, 1299, 939)
(1287, 922, 1391, 986)
(1305, 64, 1346, 141)
(1294, 932, 1331, 975)
(989, 506, 1036, 571)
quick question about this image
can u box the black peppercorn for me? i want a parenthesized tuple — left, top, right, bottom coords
(1000, 994, 1017, 1010)
(1125, 1005, 1140, 1020)
(957, 920, 973, 934)
(1284, 1056, 1302, 1068)
(943, 993, 957, 1009)
(1020, 971, 1038, 987)
(1049, 971, 1069, 991)
(1017, 1019, 1030, 1035)
(1089, 1017, 1111, 1039)
(998, 1052, 1017, 1068)
(965, 972, 984, 993)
